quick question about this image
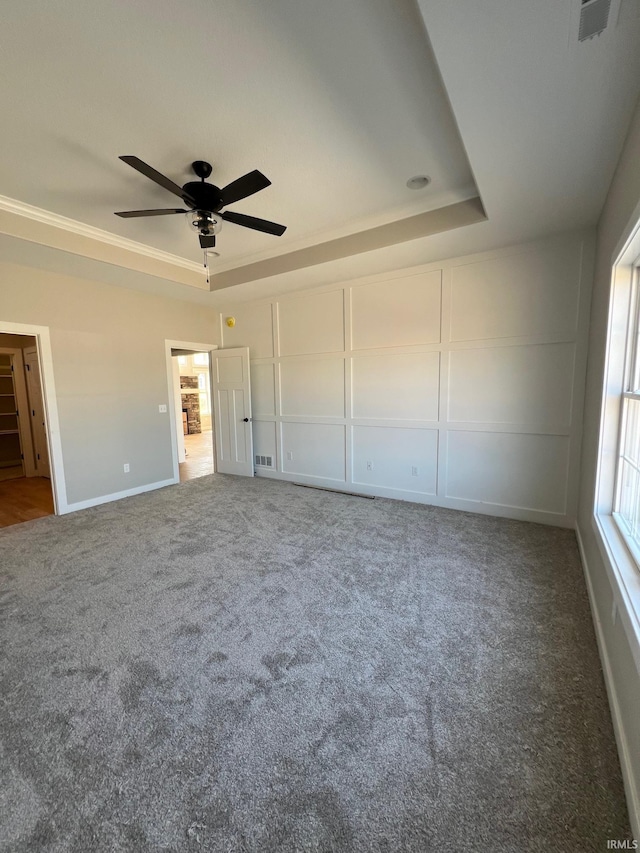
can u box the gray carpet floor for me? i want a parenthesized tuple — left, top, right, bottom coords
(0, 474, 631, 852)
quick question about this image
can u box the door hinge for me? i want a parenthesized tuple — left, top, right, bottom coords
(32, 410, 35, 417)
(26, 363, 30, 371)
(37, 453, 40, 460)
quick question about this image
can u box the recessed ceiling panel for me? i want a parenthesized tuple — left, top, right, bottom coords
(0, 0, 476, 271)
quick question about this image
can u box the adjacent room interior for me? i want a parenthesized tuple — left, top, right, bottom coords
(171, 349, 215, 483)
(0, 332, 53, 527)
(1, 0, 640, 850)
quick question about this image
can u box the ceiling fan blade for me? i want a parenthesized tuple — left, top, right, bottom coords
(221, 210, 286, 236)
(115, 208, 188, 218)
(219, 170, 271, 206)
(119, 156, 196, 206)
(199, 234, 216, 249)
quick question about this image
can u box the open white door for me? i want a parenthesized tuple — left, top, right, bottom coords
(211, 347, 253, 477)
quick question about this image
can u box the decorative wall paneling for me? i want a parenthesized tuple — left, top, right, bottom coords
(221, 233, 592, 526)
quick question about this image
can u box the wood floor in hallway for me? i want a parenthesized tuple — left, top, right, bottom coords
(0, 476, 54, 527)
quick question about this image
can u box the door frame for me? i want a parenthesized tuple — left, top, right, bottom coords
(0, 320, 66, 514)
(165, 338, 218, 484)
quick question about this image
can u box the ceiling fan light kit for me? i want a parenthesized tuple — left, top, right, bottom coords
(188, 210, 222, 249)
(115, 156, 287, 253)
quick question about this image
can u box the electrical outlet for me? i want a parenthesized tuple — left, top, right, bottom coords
(366, 461, 373, 471)
(411, 466, 419, 477)
(123, 463, 130, 473)
(158, 404, 167, 413)
(286, 451, 293, 461)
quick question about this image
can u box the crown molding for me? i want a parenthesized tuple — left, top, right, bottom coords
(0, 194, 202, 274)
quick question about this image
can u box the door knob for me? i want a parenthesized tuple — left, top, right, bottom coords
(242, 417, 249, 422)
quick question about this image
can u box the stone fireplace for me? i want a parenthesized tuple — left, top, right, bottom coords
(180, 376, 201, 434)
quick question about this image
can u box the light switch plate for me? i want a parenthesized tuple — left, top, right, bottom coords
(159, 404, 167, 413)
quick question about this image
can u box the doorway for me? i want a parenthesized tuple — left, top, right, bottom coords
(171, 348, 215, 482)
(165, 341, 254, 484)
(0, 332, 54, 526)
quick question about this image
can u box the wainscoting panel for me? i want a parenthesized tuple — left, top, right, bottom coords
(351, 270, 442, 350)
(278, 289, 345, 356)
(250, 362, 276, 417)
(280, 358, 345, 418)
(352, 425, 438, 494)
(446, 431, 570, 514)
(352, 352, 440, 421)
(220, 232, 592, 525)
(448, 342, 576, 429)
(281, 422, 346, 482)
(449, 241, 581, 342)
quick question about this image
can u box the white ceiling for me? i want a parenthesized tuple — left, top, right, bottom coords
(1, 0, 639, 303)
(0, 0, 475, 270)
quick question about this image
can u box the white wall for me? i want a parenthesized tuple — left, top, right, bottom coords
(221, 231, 593, 527)
(1, 256, 219, 508)
(578, 96, 640, 837)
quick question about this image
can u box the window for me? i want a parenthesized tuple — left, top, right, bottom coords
(594, 205, 640, 667)
(195, 371, 210, 415)
(613, 262, 640, 564)
(193, 352, 209, 366)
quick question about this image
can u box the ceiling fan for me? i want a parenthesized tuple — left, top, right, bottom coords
(115, 156, 286, 250)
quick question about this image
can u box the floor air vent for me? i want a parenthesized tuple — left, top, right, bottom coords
(255, 454, 273, 468)
(579, 0, 611, 40)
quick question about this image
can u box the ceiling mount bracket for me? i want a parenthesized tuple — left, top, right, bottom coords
(192, 160, 213, 181)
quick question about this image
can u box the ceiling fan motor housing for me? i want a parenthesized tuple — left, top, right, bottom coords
(182, 181, 222, 213)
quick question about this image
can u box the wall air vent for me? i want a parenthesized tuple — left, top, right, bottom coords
(579, 0, 611, 40)
(255, 454, 273, 468)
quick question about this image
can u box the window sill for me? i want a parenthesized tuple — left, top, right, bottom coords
(591, 513, 640, 674)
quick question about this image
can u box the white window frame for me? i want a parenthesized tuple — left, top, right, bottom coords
(612, 264, 640, 564)
(594, 202, 640, 674)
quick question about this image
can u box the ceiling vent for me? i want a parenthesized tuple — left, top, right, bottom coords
(579, 0, 611, 40)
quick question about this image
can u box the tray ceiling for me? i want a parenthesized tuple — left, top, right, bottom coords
(1, 0, 639, 301)
(0, 0, 477, 285)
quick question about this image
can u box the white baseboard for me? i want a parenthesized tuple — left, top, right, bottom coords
(61, 477, 177, 514)
(575, 524, 640, 842)
(254, 468, 574, 527)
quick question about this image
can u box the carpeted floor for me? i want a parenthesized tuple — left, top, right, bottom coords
(0, 474, 631, 852)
